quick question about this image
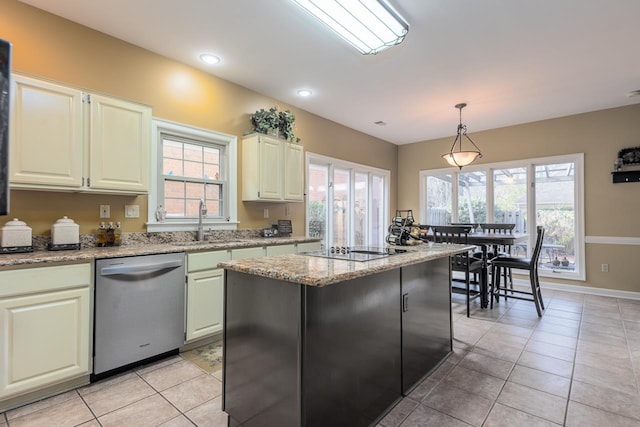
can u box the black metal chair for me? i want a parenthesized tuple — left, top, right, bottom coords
(490, 226, 545, 317)
(477, 223, 516, 287)
(432, 225, 483, 317)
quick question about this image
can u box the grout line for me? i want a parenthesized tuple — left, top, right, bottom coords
(619, 299, 640, 396)
(561, 292, 583, 427)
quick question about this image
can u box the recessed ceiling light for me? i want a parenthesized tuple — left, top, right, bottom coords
(297, 89, 313, 97)
(199, 54, 220, 65)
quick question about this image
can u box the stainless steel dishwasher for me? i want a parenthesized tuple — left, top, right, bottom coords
(94, 252, 185, 378)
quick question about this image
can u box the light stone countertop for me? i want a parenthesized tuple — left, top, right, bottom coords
(0, 236, 319, 268)
(218, 243, 475, 287)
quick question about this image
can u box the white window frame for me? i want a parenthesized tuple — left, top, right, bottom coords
(147, 118, 237, 232)
(419, 153, 585, 281)
(306, 152, 390, 248)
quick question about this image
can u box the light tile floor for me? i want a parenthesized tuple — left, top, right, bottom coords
(2, 288, 640, 426)
(0, 352, 227, 427)
(379, 288, 640, 427)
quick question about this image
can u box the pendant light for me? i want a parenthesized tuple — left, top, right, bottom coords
(442, 103, 482, 169)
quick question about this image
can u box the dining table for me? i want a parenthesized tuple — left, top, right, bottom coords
(465, 231, 528, 308)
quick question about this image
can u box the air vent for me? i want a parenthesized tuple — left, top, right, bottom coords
(627, 89, 640, 98)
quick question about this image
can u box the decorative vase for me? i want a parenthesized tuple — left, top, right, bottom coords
(552, 257, 561, 267)
(561, 257, 570, 267)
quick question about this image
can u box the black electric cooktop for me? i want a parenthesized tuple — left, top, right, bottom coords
(302, 246, 406, 262)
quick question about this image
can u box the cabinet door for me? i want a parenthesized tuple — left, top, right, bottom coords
(283, 142, 304, 201)
(0, 287, 90, 399)
(186, 269, 224, 342)
(258, 136, 283, 200)
(88, 94, 151, 193)
(10, 75, 83, 187)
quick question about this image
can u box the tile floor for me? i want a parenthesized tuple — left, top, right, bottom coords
(379, 288, 640, 427)
(0, 350, 227, 427)
(1, 288, 640, 426)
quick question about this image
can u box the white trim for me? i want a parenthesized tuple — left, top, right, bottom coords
(512, 278, 640, 300)
(148, 118, 237, 232)
(585, 236, 640, 245)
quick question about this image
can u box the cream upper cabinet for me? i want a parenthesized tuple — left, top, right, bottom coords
(10, 75, 84, 187)
(283, 142, 304, 201)
(88, 94, 151, 192)
(9, 74, 151, 194)
(0, 263, 91, 403)
(242, 134, 303, 202)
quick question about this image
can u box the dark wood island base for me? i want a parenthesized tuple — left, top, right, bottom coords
(220, 247, 464, 427)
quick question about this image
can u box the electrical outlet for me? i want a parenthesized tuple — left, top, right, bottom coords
(601, 263, 609, 273)
(125, 204, 140, 218)
(263, 208, 269, 219)
(100, 205, 110, 218)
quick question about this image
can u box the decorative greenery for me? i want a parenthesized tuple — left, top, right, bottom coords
(250, 106, 300, 143)
(250, 107, 279, 134)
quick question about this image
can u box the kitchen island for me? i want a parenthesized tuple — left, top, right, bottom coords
(219, 243, 472, 427)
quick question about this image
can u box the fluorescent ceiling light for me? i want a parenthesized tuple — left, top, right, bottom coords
(290, 0, 408, 55)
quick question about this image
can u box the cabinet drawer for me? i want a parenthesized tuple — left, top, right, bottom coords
(231, 247, 265, 260)
(266, 244, 296, 256)
(187, 250, 231, 273)
(297, 242, 322, 253)
(0, 263, 92, 297)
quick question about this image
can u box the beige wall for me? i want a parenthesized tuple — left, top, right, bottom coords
(399, 104, 640, 292)
(0, 0, 397, 235)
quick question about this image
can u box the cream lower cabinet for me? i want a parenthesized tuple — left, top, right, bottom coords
(296, 241, 322, 253)
(10, 73, 151, 194)
(185, 250, 230, 342)
(242, 134, 304, 202)
(266, 244, 296, 256)
(0, 263, 91, 402)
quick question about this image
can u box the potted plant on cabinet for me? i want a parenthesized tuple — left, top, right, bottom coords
(250, 106, 300, 143)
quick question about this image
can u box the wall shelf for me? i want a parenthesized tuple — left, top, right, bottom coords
(612, 170, 640, 183)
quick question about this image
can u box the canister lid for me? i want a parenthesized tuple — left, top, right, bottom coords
(4, 218, 27, 227)
(55, 216, 76, 224)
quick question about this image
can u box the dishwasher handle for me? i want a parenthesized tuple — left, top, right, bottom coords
(99, 260, 183, 276)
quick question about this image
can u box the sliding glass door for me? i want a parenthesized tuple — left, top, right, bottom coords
(307, 153, 390, 249)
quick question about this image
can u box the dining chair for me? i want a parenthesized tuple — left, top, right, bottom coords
(432, 225, 483, 317)
(490, 226, 545, 317)
(477, 223, 516, 287)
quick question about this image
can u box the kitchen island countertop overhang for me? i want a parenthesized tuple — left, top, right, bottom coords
(217, 242, 475, 286)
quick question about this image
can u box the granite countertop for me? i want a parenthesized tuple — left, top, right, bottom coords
(218, 243, 475, 287)
(0, 236, 319, 268)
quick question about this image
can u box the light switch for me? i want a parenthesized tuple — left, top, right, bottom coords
(125, 205, 140, 218)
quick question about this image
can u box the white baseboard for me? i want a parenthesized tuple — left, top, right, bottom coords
(512, 278, 640, 300)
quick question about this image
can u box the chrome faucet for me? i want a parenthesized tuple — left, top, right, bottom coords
(197, 199, 208, 241)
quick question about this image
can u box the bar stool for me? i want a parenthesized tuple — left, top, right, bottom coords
(432, 225, 483, 317)
(490, 226, 545, 317)
(477, 223, 516, 287)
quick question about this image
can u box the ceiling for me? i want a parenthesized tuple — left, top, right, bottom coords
(19, 0, 640, 145)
